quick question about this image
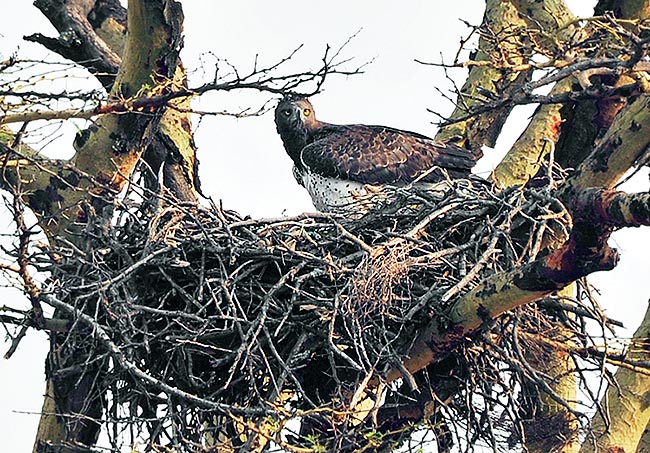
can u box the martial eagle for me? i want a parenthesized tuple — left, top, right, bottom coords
(274, 95, 479, 213)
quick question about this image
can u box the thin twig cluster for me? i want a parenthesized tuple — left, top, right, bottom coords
(426, 12, 650, 126)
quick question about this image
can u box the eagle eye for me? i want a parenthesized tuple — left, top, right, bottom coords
(303, 108, 311, 117)
(282, 109, 291, 117)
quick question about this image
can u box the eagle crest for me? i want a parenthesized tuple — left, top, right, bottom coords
(274, 95, 480, 213)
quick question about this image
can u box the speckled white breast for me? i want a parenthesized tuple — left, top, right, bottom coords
(298, 167, 374, 213)
(295, 166, 453, 214)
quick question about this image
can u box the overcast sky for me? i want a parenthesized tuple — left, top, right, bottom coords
(3, 1, 649, 452)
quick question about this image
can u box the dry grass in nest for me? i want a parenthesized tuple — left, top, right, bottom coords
(346, 242, 414, 320)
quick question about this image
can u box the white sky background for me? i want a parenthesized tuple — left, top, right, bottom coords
(1, 1, 649, 451)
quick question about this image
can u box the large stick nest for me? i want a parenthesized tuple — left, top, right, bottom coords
(41, 174, 612, 451)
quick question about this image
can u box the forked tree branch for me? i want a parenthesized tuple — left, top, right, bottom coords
(1, 0, 184, 241)
(25, 0, 123, 88)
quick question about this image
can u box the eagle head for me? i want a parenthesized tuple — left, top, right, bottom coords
(275, 95, 321, 164)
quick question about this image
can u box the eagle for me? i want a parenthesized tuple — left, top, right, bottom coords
(274, 95, 480, 213)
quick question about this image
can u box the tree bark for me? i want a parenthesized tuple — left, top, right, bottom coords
(579, 302, 650, 453)
(30, 0, 184, 451)
(3, 0, 649, 451)
(521, 290, 579, 453)
(26, 0, 199, 205)
(563, 94, 650, 192)
(435, 0, 532, 154)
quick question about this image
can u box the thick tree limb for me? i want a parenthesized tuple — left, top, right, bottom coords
(22, 0, 199, 205)
(521, 289, 580, 453)
(26, 0, 123, 89)
(434, 0, 531, 154)
(493, 79, 572, 188)
(555, 0, 650, 170)
(0, 134, 89, 244)
(579, 301, 650, 453)
(585, 5, 650, 453)
(564, 93, 650, 192)
(14, 0, 182, 240)
(595, 0, 650, 21)
(492, 0, 580, 188)
(636, 425, 650, 452)
(387, 4, 650, 448)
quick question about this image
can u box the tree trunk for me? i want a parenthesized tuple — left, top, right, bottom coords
(29, 0, 185, 450)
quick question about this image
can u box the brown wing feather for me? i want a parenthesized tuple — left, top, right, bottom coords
(301, 124, 477, 185)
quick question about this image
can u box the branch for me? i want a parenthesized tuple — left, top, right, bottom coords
(434, 0, 532, 153)
(563, 94, 650, 191)
(26, 0, 124, 89)
(21, 0, 201, 203)
(438, 70, 648, 127)
(42, 294, 270, 416)
(30, 1, 186, 450)
(559, 1, 650, 169)
(491, 0, 586, 188)
(24, 0, 183, 240)
(0, 52, 366, 126)
(492, 78, 573, 189)
(579, 301, 650, 453)
(386, 187, 650, 382)
(445, 3, 650, 188)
